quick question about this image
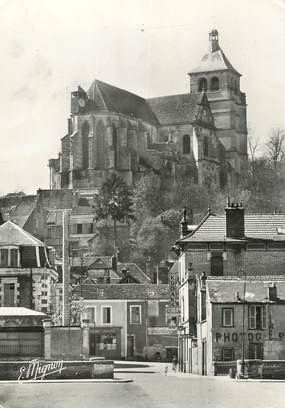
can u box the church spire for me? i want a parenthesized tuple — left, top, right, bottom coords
(209, 29, 220, 53)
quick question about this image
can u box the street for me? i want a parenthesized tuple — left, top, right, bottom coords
(0, 363, 284, 408)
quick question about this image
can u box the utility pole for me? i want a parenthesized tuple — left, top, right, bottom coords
(62, 210, 70, 326)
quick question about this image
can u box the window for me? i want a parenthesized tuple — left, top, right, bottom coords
(102, 307, 111, 324)
(77, 224, 83, 234)
(211, 77, 219, 91)
(222, 308, 234, 327)
(47, 228, 52, 238)
(0, 249, 8, 267)
(249, 343, 263, 359)
(10, 249, 18, 267)
(148, 300, 159, 317)
(41, 291, 48, 296)
(112, 125, 118, 168)
(198, 78, 207, 92)
(82, 121, 90, 169)
(41, 307, 48, 313)
(203, 136, 209, 157)
(130, 306, 141, 324)
(86, 307, 96, 323)
(249, 305, 266, 329)
(210, 253, 223, 276)
(182, 135, 190, 154)
(41, 299, 47, 304)
(222, 348, 234, 361)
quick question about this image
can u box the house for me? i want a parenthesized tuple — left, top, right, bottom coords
(194, 275, 285, 376)
(73, 284, 178, 361)
(0, 220, 58, 315)
(173, 200, 285, 373)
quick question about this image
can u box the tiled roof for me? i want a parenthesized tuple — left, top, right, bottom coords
(180, 213, 285, 242)
(147, 93, 202, 125)
(0, 307, 46, 316)
(116, 263, 151, 284)
(207, 277, 285, 303)
(74, 283, 170, 300)
(190, 49, 240, 75)
(87, 80, 159, 125)
(11, 195, 38, 227)
(0, 220, 45, 246)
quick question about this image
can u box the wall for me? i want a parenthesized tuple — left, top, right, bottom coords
(50, 327, 83, 360)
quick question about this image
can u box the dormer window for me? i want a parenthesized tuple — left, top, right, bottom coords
(268, 284, 278, 301)
(211, 77, 219, 91)
(198, 78, 208, 92)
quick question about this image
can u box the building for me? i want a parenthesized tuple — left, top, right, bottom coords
(194, 276, 285, 376)
(0, 220, 58, 314)
(174, 201, 285, 373)
(73, 283, 178, 361)
(48, 30, 247, 192)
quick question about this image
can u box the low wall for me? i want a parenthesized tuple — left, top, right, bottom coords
(236, 359, 285, 379)
(50, 327, 83, 360)
(0, 360, 114, 381)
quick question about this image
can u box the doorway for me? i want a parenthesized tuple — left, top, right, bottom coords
(127, 335, 135, 359)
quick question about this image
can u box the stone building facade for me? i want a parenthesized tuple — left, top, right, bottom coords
(49, 30, 247, 192)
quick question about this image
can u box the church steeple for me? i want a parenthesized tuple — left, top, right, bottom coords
(209, 29, 220, 53)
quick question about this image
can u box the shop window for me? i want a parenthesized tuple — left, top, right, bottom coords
(102, 306, 111, 324)
(210, 253, 223, 276)
(0, 249, 8, 267)
(198, 78, 208, 92)
(182, 135, 190, 154)
(99, 334, 117, 351)
(222, 308, 234, 327)
(249, 343, 263, 360)
(222, 348, 235, 361)
(130, 305, 141, 324)
(249, 305, 266, 330)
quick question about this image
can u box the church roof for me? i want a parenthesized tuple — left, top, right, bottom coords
(146, 92, 204, 125)
(87, 79, 159, 125)
(190, 49, 241, 76)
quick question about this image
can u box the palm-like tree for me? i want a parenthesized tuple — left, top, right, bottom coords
(92, 173, 135, 251)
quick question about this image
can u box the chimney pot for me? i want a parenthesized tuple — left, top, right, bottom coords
(225, 199, 245, 239)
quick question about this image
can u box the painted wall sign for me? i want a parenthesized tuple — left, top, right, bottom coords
(215, 332, 285, 343)
(148, 327, 176, 335)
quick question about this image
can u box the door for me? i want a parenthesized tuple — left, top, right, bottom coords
(202, 341, 207, 375)
(89, 333, 97, 356)
(127, 335, 134, 359)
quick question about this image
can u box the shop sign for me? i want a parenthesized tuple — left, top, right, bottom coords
(148, 327, 176, 335)
(165, 306, 180, 315)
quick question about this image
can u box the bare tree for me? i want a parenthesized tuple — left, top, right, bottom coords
(266, 128, 285, 167)
(247, 126, 260, 175)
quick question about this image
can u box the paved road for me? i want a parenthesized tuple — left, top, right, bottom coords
(0, 364, 284, 408)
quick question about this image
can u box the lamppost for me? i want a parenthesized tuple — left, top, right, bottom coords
(238, 268, 246, 378)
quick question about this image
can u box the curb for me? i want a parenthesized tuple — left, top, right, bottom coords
(0, 377, 133, 384)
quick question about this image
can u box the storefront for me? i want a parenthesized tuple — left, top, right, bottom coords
(89, 327, 121, 359)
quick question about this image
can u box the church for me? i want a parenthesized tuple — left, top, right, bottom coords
(49, 30, 247, 193)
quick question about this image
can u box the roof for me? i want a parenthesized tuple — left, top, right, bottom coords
(116, 263, 151, 284)
(87, 80, 159, 125)
(0, 220, 46, 246)
(147, 93, 203, 125)
(74, 284, 170, 300)
(190, 49, 240, 75)
(206, 277, 285, 303)
(11, 195, 38, 227)
(0, 307, 46, 316)
(180, 213, 285, 243)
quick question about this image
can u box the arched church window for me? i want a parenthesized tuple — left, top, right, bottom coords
(211, 77, 219, 91)
(112, 125, 118, 169)
(82, 121, 90, 169)
(203, 136, 209, 157)
(198, 78, 208, 92)
(183, 135, 191, 154)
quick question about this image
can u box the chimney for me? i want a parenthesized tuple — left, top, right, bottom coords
(225, 198, 245, 239)
(180, 207, 189, 238)
(209, 29, 220, 53)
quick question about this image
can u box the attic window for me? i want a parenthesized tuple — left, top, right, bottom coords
(147, 290, 155, 297)
(277, 227, 285, 234)
(97, 290, 104, 296)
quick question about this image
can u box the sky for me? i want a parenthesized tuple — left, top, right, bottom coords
(1, 0, 285, 194)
